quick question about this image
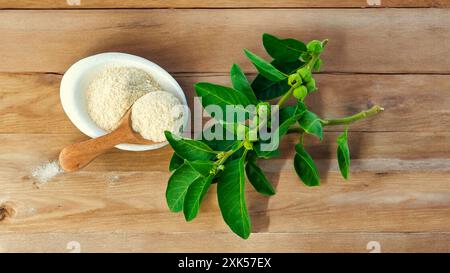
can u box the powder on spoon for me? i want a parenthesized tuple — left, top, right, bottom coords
(131, 91, 184, 142)
(86, 66, 162, 131)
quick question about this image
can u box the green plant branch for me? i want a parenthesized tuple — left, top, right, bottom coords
(276, 40, 327, 108)
(320, 105, 384, 126)
(299, 133, 304, 145)
(306, 52, 320, 70)
(165, 34, 387, 240)
(286, 105, 384, 134)
(276, 85, 295, 107)
(215, 140, 245, 166)
(212, 39, 372, 173)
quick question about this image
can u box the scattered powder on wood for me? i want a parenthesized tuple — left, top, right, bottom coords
(131, 91, 184, 142)
(105, 173, 120, 184)
(86, 66, 162, 131)
(31, 161, 63, 184)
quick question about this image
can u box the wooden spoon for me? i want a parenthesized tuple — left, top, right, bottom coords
(59, 109, 157, 172)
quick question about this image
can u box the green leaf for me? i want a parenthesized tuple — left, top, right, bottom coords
(251, 59, 303, 101)
(166, 163, 203, 212)
(183, 175, 213, 221)
(165, 131, 217, 161)
(186, 160, 215, 177)
(272, 59, 305, 74)
(245, 161, 275, 196)
(200, 123, 236, 151)
(182, 161, 215, 221)
(257, 101, 306, 154)
(203, 138, 236, 152)
(229, 141, 247, 160)
(194, 82, 251, 117)
(294, 144, 320, 187)
(169, 153, 184, 172)
(278, 102, 306, 137)
(247, 150, 258, 161)
(298, 110, 323, 140)
(230, 64, 258, 104)
(217, 155, 252, 239)
(244, 49, 287, 82)
(262, 33, 307, 62)
(301, 51, 312, 63)
(201, 123, 247, 158)
(254, 143, 280, 159)
(251, 76, 289, 101)
(337, 129, 350, 180)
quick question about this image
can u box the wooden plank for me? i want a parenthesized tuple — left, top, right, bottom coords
(1, 0, 449, 9)
(0, 9, 449, 73)
(1, 132, 449, 174)
(1, 164, 449, 233)
(0, 232, 448, 253)
(1, 73, 449, 134)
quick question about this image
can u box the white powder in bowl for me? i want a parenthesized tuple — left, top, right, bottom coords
(86, 66, 161, 131)
(131, 91, 184, 142)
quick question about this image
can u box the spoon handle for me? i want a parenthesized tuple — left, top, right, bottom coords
(59, 128, 133, 172)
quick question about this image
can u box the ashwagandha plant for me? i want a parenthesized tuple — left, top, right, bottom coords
(164, 33, 384, 239)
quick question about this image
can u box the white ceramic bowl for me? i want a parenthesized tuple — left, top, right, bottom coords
(60, 52, 188, 151)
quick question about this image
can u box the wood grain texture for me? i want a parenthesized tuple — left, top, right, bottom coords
(1, 0, 449, 9)
(1, 70, 449, 250)
(1, 5, 449, 253)
(0, 9, 450, 73)
(1, 232, 449, 253)
(1, 168, 450, 234)
(1, 73, 449, 134)
(1, 132, 449, 235)
(1, 132, 449, 173)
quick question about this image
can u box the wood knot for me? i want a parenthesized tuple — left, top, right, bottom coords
(0, 203, 15, 222)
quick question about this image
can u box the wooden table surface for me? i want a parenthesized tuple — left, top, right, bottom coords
(0, 0, 449, 253)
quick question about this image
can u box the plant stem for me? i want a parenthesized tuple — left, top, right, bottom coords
(276, 86, 295, 107)
(287, 105, 383, 135)
(320, 105, 384, 126)
(216, 140, 245, 166)
(287, 127, 302, 134)
(306, 53, 320, 70)
(299, 133, 304, 145)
